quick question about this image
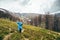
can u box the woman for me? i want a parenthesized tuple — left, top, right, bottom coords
(17, 21, 23, 33)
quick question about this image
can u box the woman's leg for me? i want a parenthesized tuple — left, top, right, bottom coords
(19, 29, 22, 33)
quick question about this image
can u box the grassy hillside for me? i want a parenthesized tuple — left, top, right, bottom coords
(0, 18, 60, 40)
(0, 18, 17, 40)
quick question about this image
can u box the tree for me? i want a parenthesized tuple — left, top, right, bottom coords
(45, 12, 50, 29)
(53, 14, 58, 31)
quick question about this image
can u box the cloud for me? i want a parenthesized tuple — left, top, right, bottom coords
(50, 0, 60, 13)
(0, 0, 56, 14)
(19, 0, 30, 6)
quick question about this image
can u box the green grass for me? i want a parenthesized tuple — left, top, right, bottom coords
(0, 18, 17, 40)
(22, 25, 60, 40)
(10, 24, 60, 40)
(0, 18, 60, 40)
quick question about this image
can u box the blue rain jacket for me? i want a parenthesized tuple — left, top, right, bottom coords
(17, 22, 23, 31)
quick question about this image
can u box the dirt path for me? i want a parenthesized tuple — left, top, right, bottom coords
(22, 29, 25, 33)
(24, 38, 29, 40)
(3, 29, 27, 40)
(3, 33, 13, 40)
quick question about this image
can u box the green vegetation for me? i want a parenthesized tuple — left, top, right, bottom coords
(0, 18, 60, 40)
(0, 18, 17, 40)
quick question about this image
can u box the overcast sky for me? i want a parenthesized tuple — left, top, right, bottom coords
(0, 0, 60, 14)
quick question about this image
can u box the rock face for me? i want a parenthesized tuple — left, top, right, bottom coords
(0, 8, 20, 21)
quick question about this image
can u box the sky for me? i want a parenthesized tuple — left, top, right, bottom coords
(50, 0, 60, 13)
(0, 0, 60, 14)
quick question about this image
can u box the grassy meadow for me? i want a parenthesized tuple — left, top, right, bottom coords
(0, 18, 60, 40)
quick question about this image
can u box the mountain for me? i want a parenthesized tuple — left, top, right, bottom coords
(0, 8, 11, 18)
(55, 11, 60, 17)
(0, 8, 20, 21)
(14, 13, 39, 19)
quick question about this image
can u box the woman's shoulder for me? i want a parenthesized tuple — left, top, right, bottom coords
(17, 22, 23, 24)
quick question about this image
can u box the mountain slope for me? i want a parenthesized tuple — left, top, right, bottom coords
(0, 18, 60, 40)
(0, 18, 17, 40)
(10, 25, 60, 40)
(0, 8, 20, 21)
